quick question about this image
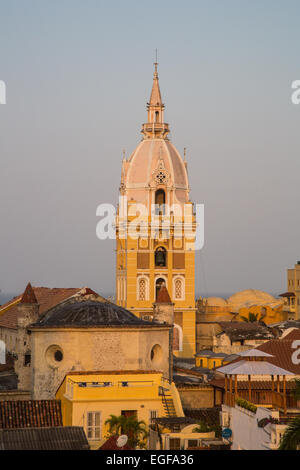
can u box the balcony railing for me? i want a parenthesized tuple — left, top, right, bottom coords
(66, 379, 158, 400)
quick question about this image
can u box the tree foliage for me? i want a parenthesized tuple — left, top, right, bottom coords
(104, 414, 148, 449)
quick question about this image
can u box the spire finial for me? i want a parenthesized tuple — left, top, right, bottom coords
(154, 49, 158, 78)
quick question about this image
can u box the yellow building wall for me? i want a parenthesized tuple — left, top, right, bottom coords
(237, 305, 288, 325)
(116, 210, 196, 358)
(56, 372, 184, 449)
(195, 356, 224, 369)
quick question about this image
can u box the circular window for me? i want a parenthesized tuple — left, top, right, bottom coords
(150, 344, 163, 367)
(45, 345, 64, 368)
(54, 350, 63, 362)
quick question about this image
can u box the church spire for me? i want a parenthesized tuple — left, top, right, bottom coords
(149, 62, 162, 107)
(141, 62, 170, 140)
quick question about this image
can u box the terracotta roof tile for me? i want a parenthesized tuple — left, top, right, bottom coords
(0, 287, 81, 330)
(256, 330, 300, 374)
(217, 322, 276, 341)
(210, 378, 297, 391)
(20, 283, 37, 304)
(99, 435, 133, 450)
(0, 400, 62, 429)
(156, 285, 172, 304)
(211, 329, 300, 376)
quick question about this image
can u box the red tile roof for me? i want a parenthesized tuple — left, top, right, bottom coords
(279, 292, 296, 298)
(156, 285, 172, 304)
(0, 287, 81, 330)
(98, 435, 133, 450)
(256, 329, 300, 374)
(20, 283, 37, 304)
(210, 378, 297, 391)
(0, 400, 62, 429)
(213, 328, 300, 376)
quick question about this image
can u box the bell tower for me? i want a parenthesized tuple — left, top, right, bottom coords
(116, 63, 196, 358)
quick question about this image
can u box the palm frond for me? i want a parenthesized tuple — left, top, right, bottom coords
(279, 418, 300, 450)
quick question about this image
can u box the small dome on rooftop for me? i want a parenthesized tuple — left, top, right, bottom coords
(30, 300, 159, 329)
(205, 297, 228, 307)
(227, 289, 281, 310)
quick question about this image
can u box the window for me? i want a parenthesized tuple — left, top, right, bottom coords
(137, 276, 149, 301)
(45, 345, 64, 368)
(24, 353, 31, 367)
(121, 410, 137, 418)
(173, 276, 185, 301)
(139, 278, 146, 301)
(155, 247, 167, 267)
(87, 411, 101, 440)
(150, 344, 163, 366)
(150, 410, 158, 425)
(175, 278, 182, 299)
(54, 350, 63, 362)
(169, 438, 181, 450)
(187, 440, 198, 448)
(155, 190, 165, 214)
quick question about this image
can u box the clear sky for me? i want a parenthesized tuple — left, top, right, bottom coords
(0, 0, 299, 301)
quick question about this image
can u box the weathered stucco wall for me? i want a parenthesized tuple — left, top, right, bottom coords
(31, 327, 170, 399)
(178, 386, 215, 409)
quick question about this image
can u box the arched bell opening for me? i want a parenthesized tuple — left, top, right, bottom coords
(155, 247, 167, 268)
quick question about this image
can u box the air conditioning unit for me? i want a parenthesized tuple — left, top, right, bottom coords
(221, 412, 230, 428)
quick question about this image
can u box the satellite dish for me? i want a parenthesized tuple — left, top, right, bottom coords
(117, 435, 128, 448)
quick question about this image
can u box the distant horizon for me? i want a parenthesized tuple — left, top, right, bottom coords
(1, 1, 299, 297)
(0, 289, 284, 307)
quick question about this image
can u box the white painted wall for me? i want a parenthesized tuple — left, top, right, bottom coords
(221, 405, 286, 450)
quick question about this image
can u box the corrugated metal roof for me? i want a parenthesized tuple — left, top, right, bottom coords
(238, 349, 274, 358)
(0, 426, 89, 450)
(217, 360, 295, 376)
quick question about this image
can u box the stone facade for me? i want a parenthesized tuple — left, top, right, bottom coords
(31, 326, 170, 399)
(15, 300, 39, 392)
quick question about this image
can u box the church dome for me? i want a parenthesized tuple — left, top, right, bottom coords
(120, 63, 190, 207)
(30, 300, 159, 329)
(126, 139, 188, 195)
(227, 289, 281, 310)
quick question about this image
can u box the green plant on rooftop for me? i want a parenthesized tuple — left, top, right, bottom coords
(279, 417, 300, 451)
(240, 312, 263, 323)
(235, 397, 257, 414)
(105, 414, 148, 449)
(193, 421, 222, 438)
(278, 379, 300, 450)
(193, 421, 211, 433)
